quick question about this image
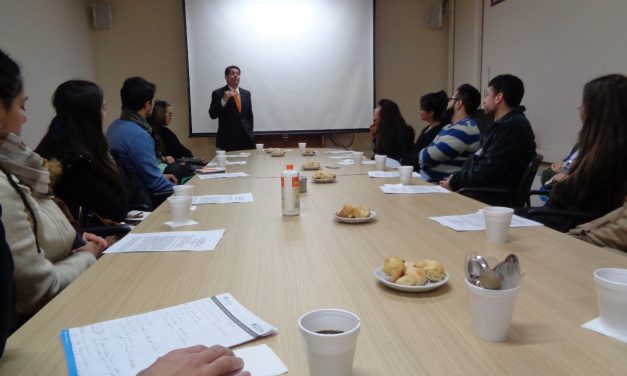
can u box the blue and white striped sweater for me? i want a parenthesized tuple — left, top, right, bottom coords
(418, 117, 480, 180)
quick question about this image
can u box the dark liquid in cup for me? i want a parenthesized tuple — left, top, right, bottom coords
(315, 329, 344, 335)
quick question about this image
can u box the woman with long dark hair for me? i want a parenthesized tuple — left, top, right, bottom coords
(148, 100, 193, 160)
(549, 74, 627, 216)
(36, 80, 128, 225)
(373, 99, 415, 161)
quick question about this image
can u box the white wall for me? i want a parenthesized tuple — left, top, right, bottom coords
(481, 0, 627, 162)
(0, 0, 95, 148)
(450, 0, 483, 89)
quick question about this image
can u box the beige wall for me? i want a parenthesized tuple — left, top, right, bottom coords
(0, 0, 95, 148)
(450, 0, 482, 89)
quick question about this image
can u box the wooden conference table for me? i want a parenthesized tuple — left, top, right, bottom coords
(2, 149, 627, 375)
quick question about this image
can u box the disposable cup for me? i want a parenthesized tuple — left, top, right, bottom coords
(482, 207, 514, 243)
(353, 152, 364, 166)
(216, 155, 227, 169)
(299, 142, 307, 153)
(299, 309, 360, 376)
(216, 150, 226, 156)
(256, 144, 264, 153)
(374, 154, 387, 171)
(300, 177, 308, 193)
(398, 165, 413, 185)
(173, 185, 194, 197)
(465, 279, 520, 342)
(167, 196, 192, 226)
(594, 268, 627, 336)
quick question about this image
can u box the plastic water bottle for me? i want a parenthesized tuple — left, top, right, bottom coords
(281, 164, 300, 216)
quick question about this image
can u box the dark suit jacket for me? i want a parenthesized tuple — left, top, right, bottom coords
(209, 85, 254, 151)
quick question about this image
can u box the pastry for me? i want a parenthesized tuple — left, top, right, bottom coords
(336, 204, 370, 218)
(313, 170, 336, 180)
(303, 148, 315, 156)
(383, 256, 405, 283)
(302, 161, 320, 169)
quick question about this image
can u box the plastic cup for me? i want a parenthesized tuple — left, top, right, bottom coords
(167, 196, 192, 226)
(465, 279, 520, 342)
(300, 177, 308, 193)
(374, 154, 387, 171)
(256, 144, 264, 153)
(353, 151, 364, 166)
(299, 142, 307, 153)
(594, 268, 627, 336)
(482, 207, 514, 243)
(173, 185, 194, 197)
(299, 309, 360, 376)
(398, 165, 413, 185)
(216, 155, 227, 169)
(216, 150, 226, 156)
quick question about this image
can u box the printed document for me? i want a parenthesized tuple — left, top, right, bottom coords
(430, 210, 543, 231)
(104, 230, 225, 253)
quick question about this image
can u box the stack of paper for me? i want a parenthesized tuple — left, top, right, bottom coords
(207, 160, 247, 166)
(379, 184, 449, 194)
(429, 210, 543, 231)
(104, 230, 225, 253)
(337, 159, 376, 165)
(197, 172, 249, 180)
(192, 193, 253, 205)
(368, 171, 422, 178)
(227, 152, 251, 158)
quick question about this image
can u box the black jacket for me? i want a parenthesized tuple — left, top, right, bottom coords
(157, 127, 193, 159)
(209, 86, 255, 151)
(449, 106, 536, 193)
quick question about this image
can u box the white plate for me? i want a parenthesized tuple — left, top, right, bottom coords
(125, 210, 151, 222)
(312, 177, 336, 183)
(334, 210, 376, 223)
(373, 266, 449, 292)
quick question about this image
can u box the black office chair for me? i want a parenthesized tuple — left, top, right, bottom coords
(520, 206, 598, 233)
(457, 153, 544, 208)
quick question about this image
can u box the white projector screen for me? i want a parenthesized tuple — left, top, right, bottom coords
(184, 0, 374, 135)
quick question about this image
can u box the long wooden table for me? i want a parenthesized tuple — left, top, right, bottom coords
(2, 149, 627, 375)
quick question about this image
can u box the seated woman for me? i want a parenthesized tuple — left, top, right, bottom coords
(548, 74, 627, 219)
(400, 91, 448, 170)
(372, 99, 415, 162)
(0, 49, 106, 321)
(35, 80, 128, 225)
(148, 100, 193, 160)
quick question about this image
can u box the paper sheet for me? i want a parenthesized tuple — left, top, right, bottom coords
(60, 293, 276, 376)
(328, 155, 355, 159)
(197, 172, 249, 180)
(207, 160, 247, 166)
(192, 193, 253, 205)
(226, 152, 251, 158)
(581, 318, 627, 344)
(368, 171, 422, 178)
(164, 219, 199, 228)
(379, 183, 449, 194)
(429, 210, 543, 231)
(235, 344, 288, 375)
(337, 159, 376, 165)
(104, 230, 225, 253)
(325, 150, 353, 154)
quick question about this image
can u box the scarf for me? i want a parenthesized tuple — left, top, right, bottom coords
(120, 108, 151, 134)
(0, 132, 50, 194)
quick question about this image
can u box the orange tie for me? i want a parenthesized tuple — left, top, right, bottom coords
(233, 90, 241, 113)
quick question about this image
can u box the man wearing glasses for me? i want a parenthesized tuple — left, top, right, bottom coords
(418, 84, 481, 181)
(440, 74, 536, 200)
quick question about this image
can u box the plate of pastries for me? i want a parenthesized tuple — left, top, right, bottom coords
(302, 161, 321, 170)
(334, 204, 376, 223)
(270, 149, 286, 157)
(374, 256, 448, 292)
(312, 170, 336, 183)
(302, 148, 316, 156)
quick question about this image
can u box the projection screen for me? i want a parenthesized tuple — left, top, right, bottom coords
(184, 0, 374, 135)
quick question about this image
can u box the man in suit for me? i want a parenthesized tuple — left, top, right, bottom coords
(209, 66, 255, 151)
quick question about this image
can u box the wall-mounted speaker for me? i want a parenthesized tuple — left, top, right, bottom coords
(92, 3, 112, 29)
(427, 5, 443, 29)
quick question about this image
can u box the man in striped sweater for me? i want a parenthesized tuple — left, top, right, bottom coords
(418, 84, 481, 181)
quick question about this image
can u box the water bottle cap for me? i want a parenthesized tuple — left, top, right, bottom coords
(286, 164, 293, 170)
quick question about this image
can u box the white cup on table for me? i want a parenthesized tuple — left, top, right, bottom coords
(298, 142, 307, 153)
(215, 150, 226, 156)
(173, 185, 194, 197)
(216, 154, 227, 169)
(482, 207, 514, 243)
(167, 196, 192, 226)
(299, 309, 361, 376)
(353, 151, 364, 166)
(594, 268, 627, 336)
(465, 279, 520, 342)
(374, 154, 387, 171)
(256, 143, 264, 153)
(398, 165, 413, 185)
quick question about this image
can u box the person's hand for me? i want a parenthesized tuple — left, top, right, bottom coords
(550, 161, 563, 172)
(222, 90, 235, 102)
(439, 175, 453, 191)
(137, 345, 250, 376)
(72, 233, 107, 258)
(552, 172, 567, 183)
(83, 232, 108, 250)
(164, 173, 179, 184)
(164, 156, 175, 164)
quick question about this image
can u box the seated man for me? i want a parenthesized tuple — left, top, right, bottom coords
(107, 77, 176, 197)
(440, 74, 536, 200)
(418, 84, 481, 181)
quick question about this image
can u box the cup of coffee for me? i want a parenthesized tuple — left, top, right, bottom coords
(353, 151, 364, 166)
(216, 154, 227, 169)
(299, 309, 360, 376)
(482, 207, 514, 243)
(398, 165, 413, 185)
(374, 154, 387, 171)
(173, 185, 194, 197)
(298, 142, 307, 153)
(594, 268, 627, 336)
(167, 196, 192, 226)
(465, 279, 520, 342)
(256, 143, 264, 153)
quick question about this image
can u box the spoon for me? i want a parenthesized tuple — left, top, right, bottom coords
(479, 269, 503, 290)
(466, 254, 489, 287)
(494, 254, 521, 290)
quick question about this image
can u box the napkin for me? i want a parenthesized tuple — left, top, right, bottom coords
(582, 318, 627, 344)
(234, 344, 288, 375)
(164, 219, 199, 228)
